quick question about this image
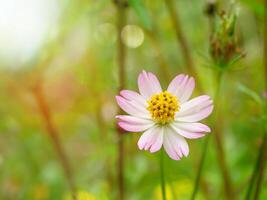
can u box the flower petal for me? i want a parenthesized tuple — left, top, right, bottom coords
(118, 121, 154, 132)
(138, 70, 162, 99)
(115, 96, 150, 118)
(163, 137, 181, 160)
(167, 74, 185, 95)
(137, 126, 163, 153)
(170, 122, 210, 139)
(150, 127, 164, 153)
(120, 90, 147, 107)
(138, 126, 156, 150)
(148, 72, 162, 93)
(179, 77, 195, 103)
(116, 115, 153, 125)
(175, 95, 213, 122)
(163, 127, 189, 160)
(116, 115, 155, 132)
(167, 74, 195, 102)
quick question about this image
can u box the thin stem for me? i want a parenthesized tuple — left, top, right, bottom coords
(212, 72, 235, 200)
(245, 143, 261, 199)
(115, 1, 127, 200)
(160, 149, 166, 200)
(253, 133, 267, 200)
(264, 0, 267, 90)
(245, 126, 267, 199)
(164, 0, 194, 73)
(33, 82, 76, 200)
(190, 3, 218, 199)
(252, 1, 267, 199)
(164, 0, 202, 92)
(145, 29, 171, 82)
(95, 96, 113, 190)
(190, 135, 210, 200)
(190, 71, 224, 200)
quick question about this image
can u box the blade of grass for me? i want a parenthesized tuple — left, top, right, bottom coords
(33, 82, 77, 200)
(212, 72, 235, 200)
(114, 1, 128, 199)
(252, 0, 267, 199)
(164, 0, 203, 92)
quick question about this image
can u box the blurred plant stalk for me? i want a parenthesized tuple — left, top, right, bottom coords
(212, 72, 235, 200)
(164, 0, 203, 92)
(128, 0, 171, 82)
(209, 6, 244, 200)
(33, 82, 77, 200)
(191, 2, 217, 198)
(191, 3, 245, 199)
(160, 149, 166, 200)
(246, 0, 267, 199)
(144, 29, 171, 82)
(191, 72, 234, 200)
(114, 0, 127, 199)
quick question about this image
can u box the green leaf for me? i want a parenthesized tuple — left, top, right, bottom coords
(128, 0, 152, 30)
(237, 83, 263, 106)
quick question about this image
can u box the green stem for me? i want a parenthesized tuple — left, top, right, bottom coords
(144, 29, 171, 82)
(164, 0, 203, 93)
(251, 1, 267, 199)
(160, 149, 166, 200)
(33, 83, 76, 200)
(253, 133, 267, 200)
(115, 1, 127, 200)
(190, 135, 210, 200)
(190, 71, 223, 200)
(164, 0, 194, 75)
(245, 130, 267, 199)
(213, 72, 235, 200)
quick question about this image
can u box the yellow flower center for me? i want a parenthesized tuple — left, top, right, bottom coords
(147, 91, 179, 124)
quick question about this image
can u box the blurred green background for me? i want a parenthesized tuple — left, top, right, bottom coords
(0, 0, 266, 199)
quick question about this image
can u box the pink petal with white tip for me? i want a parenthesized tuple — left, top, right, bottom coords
(163, 127, 189, 160)
(177, 106, 213, 122)
(179, 77, 195, 103)
(163, 136, 181, 160)
(147, 72, 162, 93)
(170, 122, 210, 139)
(138, 70, 162, 99)
(167, 74, 195, 102)
(116, 115, 154, 132)
(120, 90, 147, 107)
(175, 95, 213, 122)
(118, 121, 154, 132)
(116, 115, 153, 125)
(167, 74, 185, 94)
(138, 126, 163, 153)
(115, 96, 150, 118)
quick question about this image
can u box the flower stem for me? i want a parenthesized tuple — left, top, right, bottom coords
(115, 1, 127, 200)
(190, 71, 224, 200)
(190, 135, 210, 200)
(160, 149, 167, 200)
(245, 129, 267, 200)
(212, 72, 235, 200)
(246, 1, 267, 199)
(164, 0, 203, 92)
(164, 0, 194, 74)
(145, 29, 171, 82)
(253, 133, 267, 200)
(33, 82, 76, 200)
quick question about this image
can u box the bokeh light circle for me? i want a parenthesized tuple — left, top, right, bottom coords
(121, 25, 144, 48)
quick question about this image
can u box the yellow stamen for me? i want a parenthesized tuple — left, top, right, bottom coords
(147, 91, 179, 124)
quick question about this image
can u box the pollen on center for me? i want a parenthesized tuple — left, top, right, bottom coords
(147, 91, 179, 124)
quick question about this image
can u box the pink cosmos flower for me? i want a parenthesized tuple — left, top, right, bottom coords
(115, 70, 213, 160)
